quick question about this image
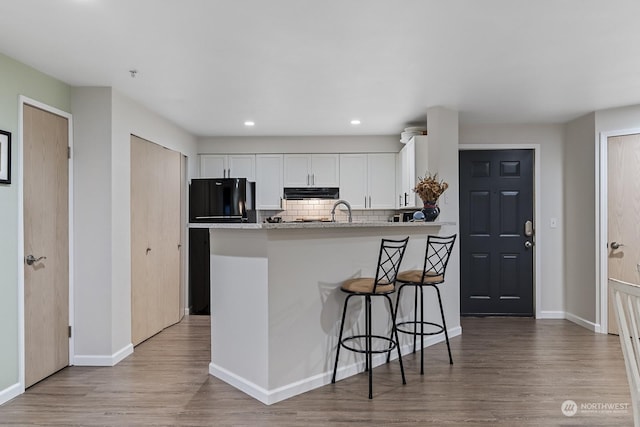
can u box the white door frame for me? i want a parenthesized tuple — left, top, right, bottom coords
(597, 128, 640, 334)
(17, 96, 74, 392)
(458, 144, 542, 318)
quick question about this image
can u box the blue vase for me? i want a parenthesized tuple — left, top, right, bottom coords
(422, 202, 440, 222)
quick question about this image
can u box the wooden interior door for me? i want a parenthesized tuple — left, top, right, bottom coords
(23, 103, 69, 387)
(131, 135, 182, 345)
(607, 133, 640, 334)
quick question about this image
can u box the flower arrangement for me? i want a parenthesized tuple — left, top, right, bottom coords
(413, 172, 449, 204)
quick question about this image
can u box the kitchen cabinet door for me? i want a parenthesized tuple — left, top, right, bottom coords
(200, 154, 226, 178)
(256, 154, 283, 210)
(200, 154, 255, 180)
(284, 154, 312, 187)
(399, 139, 418, 208)
(311, 154, 340, 187)
(228, 154, 255, 181)
(283, 153, 339, 187)
(339, 154, 367, 209)
(368, 153, 397, 209)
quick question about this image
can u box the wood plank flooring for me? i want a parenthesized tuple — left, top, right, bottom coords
(0, 316, 632, 426)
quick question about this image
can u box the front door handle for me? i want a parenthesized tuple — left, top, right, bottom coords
(25, 254, 47, 265)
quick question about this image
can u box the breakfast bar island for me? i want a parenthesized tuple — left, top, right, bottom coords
(201, 221, 460, 404)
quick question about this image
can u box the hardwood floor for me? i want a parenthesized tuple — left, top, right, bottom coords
(0, 316, 632, 426)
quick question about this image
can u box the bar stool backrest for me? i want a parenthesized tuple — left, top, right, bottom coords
(373, 237, 410, 293)
(422, 234, 457, 282)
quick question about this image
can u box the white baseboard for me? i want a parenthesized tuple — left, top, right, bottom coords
(537, 310, 566, 319)
(209, 325, 462, 405)
(73, 343, 134, 367)
(0, 382, 22, 406)
(565, 312, 599, 332)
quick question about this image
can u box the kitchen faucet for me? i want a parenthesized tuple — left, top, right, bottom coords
(331, 199, 352, 223)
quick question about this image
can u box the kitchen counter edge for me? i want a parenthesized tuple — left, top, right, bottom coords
(188, 221, 455, 230)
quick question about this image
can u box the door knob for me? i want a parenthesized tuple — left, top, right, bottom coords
(524, 241, 533, 249)
(610, 241, 624, 250)
(25, 254, 46, 265)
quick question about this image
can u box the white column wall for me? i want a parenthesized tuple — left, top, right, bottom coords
(71, 88, 114, 359)
(425, 106, 460, 328)
(71, 87, 198, 363)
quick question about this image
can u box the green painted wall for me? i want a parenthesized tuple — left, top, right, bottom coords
(0, 53, 70, 391)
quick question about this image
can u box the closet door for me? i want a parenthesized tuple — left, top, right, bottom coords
(131, 136, 162, 345)
(160, 147, 181, 327)
(131, 136, 182, 345)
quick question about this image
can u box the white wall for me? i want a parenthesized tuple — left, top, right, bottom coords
(459, 124, 565, 316)
(564, 113, 597, 327)
(199, 135, 401, 155)
(71, 88, 113, 357)
(71, 87, 198, 362)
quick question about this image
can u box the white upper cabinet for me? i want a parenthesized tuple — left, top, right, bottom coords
(339, 154, 368, 209)
(255, 154, 283, 210)
(283, 154, 339, 187)
(339, 153, 396, 210)
(200, 154, 255, 181)
(398, 139, 419, 208)
(200, 154, 226, 178)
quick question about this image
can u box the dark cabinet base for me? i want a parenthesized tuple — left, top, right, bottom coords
(189, 228, 210, 315)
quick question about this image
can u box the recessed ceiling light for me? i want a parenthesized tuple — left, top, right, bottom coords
(244, 121, 255, 127)
(350, 119, 361, 125)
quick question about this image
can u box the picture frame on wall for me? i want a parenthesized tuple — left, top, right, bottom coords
(0, 130, 11, 184)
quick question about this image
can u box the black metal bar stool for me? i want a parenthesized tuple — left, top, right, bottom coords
(393, 234, 456, 374)
(331, 236, 409, 399)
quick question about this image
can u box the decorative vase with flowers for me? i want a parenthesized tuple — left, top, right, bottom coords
(413, 172, 449, 222)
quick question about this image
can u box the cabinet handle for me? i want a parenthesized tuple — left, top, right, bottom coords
(280, 197, 283, 210)
(369, 196, 372, 208)
(404, 192, 408, 206)
(364, 196, 367, 208)
(399, 195, 402, 207)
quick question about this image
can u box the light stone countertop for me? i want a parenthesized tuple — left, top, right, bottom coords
(189, 221, 454, 230)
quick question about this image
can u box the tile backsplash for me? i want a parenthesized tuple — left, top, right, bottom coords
(258, 200, 396, 223)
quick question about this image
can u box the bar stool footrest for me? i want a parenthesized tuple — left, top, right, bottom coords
(340, 334, 398, 354)
(396, 320, 445, 336)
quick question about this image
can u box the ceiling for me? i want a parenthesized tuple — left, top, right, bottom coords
(1, 0, 640, 137)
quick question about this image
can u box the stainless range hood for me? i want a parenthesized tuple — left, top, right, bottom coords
(283, 187, 339, 200)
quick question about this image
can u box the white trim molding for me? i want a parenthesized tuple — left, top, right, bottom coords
(0, 383, 22, 406)
(73, 344, 134, 367)
(458, 144, 542, 318)
(566, 312, 600, 332)
(537, 311, 566, 319)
